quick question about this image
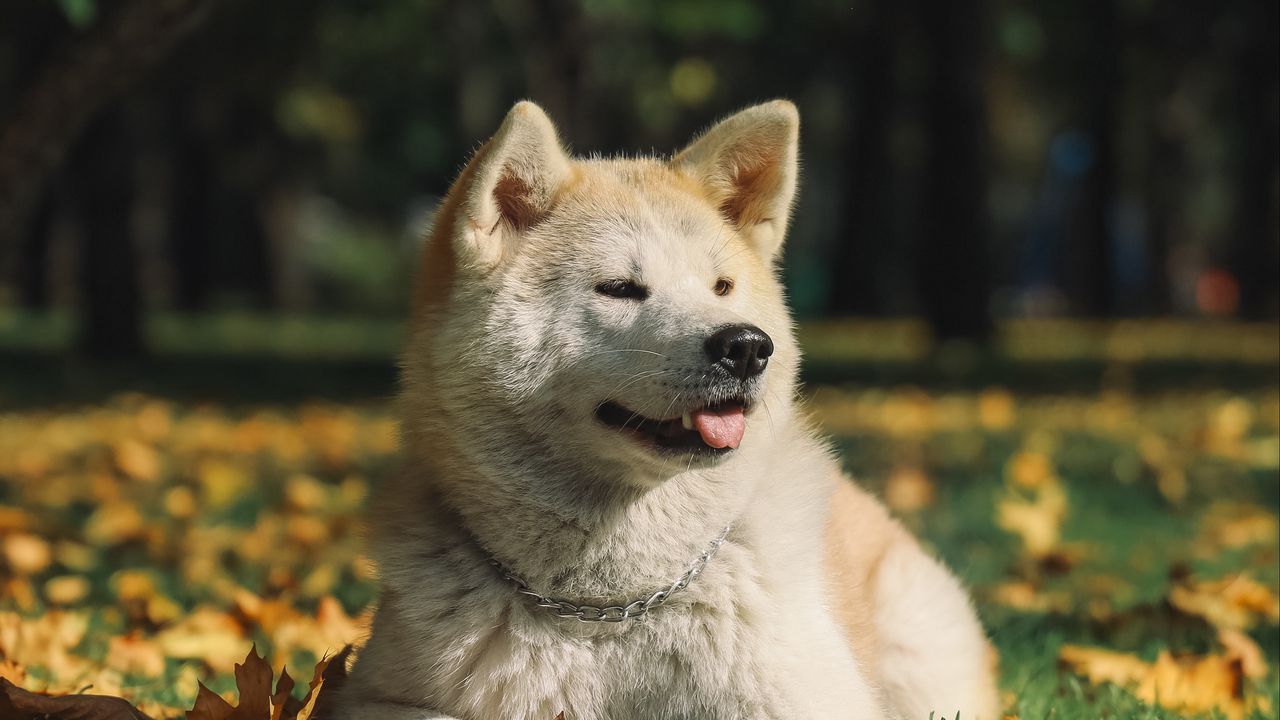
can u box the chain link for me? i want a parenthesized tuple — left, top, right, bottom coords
(488, 525, 731, 623)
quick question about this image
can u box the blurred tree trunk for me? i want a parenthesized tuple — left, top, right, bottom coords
(917, 0, 992, 342)
(497, 0, 590, 145)
(1141, 120, 1178, 316)
(167, 98, 215, 312)
(1072, 0, 1119, 316)
(1229, 0, 1280, 320)
(828, 0, 894, 316)
(1137, 15, 1177, 317)
(18, 194, 55, 309)
(72, 112, 143, 357)
(0, 0, 214, 245)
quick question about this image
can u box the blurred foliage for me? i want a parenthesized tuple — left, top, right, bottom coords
(1, 0, 1274, 329)
(0, 384, 1276, 715)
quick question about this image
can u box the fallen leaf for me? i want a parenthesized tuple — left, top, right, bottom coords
(988, 580, 1072, 614)
(883, 466, 935, 513)
(155, 608, 248, 670)
(1217, 628, 1268, 679)
(2, 534, 53, 576)
(997, 479, 1067, 558)
(44, 576, 91, 606)
(1006, 450, 1054, 489)
(1169, 574, 1280, 631)
(299, 645, 352, 720)
(1197, 503, 1279, 553)
(233, 646, 275, 719)
(105, 632, 165, 679)
(0, 659, 24, 685)
(1059, 643, 1260, 720)
(184, 645, 353, 720)
(0, 611, 93, 686)
(187, 682, 234, 720)
(0, 678, 153, 720)
(113, 439, 161, 483)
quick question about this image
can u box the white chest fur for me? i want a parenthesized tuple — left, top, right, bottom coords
(350, 477, 885, 720)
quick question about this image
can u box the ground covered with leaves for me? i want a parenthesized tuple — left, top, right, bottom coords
(0, 382, 1276, 718)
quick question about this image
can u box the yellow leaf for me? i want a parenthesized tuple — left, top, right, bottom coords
(997, 480, 1067, 557)
(977, 387, 1016, 430)
(1217, 628, 1268, 679)
(113, 438, 161, 482)
(1006, 450, 1054, 489)
(1059, 643, 1249, 719)
(1169, 574, 1280, 631)
(43, 575, 90, 606)
(2, 533, 52, 575)
(156, 607, 249, 670)
(198, 459, 251, 510)
(883, 466, 935, 513)
(106, 631, 165, 678)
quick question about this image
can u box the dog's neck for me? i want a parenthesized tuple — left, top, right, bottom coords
(413, 427, 761, 601)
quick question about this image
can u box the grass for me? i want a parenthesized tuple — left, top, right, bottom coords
(824, 387, 1280, 718)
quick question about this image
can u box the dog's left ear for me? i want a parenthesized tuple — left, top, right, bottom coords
(672, 100, 800, 261)
(457, 101, 572, 269)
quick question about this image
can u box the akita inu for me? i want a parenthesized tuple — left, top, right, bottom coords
(337, 100, 998, 719)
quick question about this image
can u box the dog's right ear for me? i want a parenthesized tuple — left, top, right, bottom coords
(454, 101, 571, 269)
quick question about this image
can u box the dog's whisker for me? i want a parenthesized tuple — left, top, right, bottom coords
(579, 348, 669, 361)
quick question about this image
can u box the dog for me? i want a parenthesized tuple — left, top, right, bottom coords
(336, 100, 999, 719)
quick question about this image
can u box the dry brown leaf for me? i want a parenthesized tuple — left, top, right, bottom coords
(295, 646, 352, 720)
(232, 647, 274, 719)
(187, 682, 234, 720)
(0, 678, 153, 720)
(184, 645, 354, 720)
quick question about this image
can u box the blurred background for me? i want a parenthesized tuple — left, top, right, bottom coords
(0, 0, 1276, 381)
(0, 1, 1277, 716)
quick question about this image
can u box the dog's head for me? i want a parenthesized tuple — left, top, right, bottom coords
(406, 100, 801, 484)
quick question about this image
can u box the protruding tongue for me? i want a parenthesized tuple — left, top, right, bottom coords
(692, 406, 746, 449)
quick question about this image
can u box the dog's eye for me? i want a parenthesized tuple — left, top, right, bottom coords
(595, 279, 649, 301)
(713, 278, 735, 297)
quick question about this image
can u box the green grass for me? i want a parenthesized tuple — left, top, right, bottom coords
(828, 391, 1280, 718)
(0, 362, 1277, 716)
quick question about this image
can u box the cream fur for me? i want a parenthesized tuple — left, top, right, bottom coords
(336, 100, 998, 719)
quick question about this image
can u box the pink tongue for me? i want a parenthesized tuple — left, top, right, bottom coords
(692, 407, 746, 449)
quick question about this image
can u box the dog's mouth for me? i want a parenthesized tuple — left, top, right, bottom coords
(595, 400, 749, 454)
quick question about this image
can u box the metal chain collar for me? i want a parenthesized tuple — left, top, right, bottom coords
(488, 525, 731, 623)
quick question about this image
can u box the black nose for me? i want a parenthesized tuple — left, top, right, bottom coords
(704, 325, 774, 380)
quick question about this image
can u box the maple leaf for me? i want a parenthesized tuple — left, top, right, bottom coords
(185, 645, 353, 720)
